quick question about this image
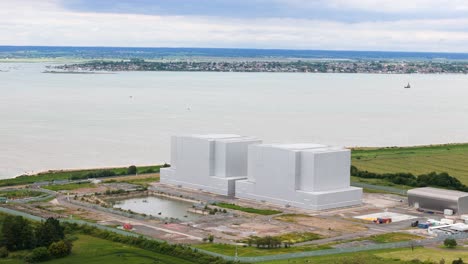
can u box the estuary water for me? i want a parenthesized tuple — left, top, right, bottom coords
(1, 63, 468, 178)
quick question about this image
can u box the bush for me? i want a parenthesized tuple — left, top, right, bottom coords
(444, 238, 457, 248)
(27, 247, 50, 262)
(0, 247, 8, 258)
(453, 258, 464, 264)
(48, 240, 72, 258)
(127, 165, 137, 175)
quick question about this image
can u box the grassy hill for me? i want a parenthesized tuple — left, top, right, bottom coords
(352, 143, 468, 185)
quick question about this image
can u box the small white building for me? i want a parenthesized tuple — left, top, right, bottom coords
(236, 143, 362, 210)
(160, 134, 261, 196)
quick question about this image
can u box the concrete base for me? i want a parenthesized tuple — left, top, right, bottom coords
(236, 180, 362, 210)
(160, 168, 245, 197)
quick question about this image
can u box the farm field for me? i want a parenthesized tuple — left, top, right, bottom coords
(351, 144, 468, 184)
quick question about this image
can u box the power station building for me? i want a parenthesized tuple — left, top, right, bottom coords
(236, 144, 362, 210)
(408, 187, 468, 215)
(160, 134, 261, 196)
(161, 134, 362, 210)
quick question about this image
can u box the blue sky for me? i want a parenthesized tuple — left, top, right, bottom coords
(61, 0, 468, 21)
(1, 0, 468, 52)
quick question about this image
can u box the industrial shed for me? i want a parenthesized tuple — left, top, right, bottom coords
(408, 187, 468, 215)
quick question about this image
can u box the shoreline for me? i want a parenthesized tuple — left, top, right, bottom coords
(2, 142, 467, 180)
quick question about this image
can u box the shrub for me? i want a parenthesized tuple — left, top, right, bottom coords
(127, 165, 137, 175)
(27, 247, 50, 262)
(48, 240, 72, 258)
(0, 247, 8, 258)
(444, 238, 457, 248)
(453, 258, 464, 264)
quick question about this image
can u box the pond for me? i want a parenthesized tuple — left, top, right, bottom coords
(112, 196, 200, 221)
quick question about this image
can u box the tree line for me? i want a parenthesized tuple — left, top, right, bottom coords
(351, 166, 468, 191)
(0, 216, 72, 262)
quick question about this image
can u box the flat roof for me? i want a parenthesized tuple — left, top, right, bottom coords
(258, 143, 345, 152)
(408, 187, 468, 200)
(185, 134, 259, 142)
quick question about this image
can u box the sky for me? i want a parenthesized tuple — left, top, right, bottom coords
(1, 0, 468, 52)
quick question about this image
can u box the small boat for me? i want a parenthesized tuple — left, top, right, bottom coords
(404, 82, 411, 89)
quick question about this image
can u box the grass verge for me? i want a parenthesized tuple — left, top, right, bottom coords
(215, 203, 282, 215)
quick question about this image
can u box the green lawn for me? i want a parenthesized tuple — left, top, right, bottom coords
(376, 247, 468, 263)
(366, 232, 423, 243)
(194, 243, 331, 257)
(258, 249, 408, 264)
(352, 144, 468, 185)
(1, 234, 195, 264)
(104, 175, 160, 187)
(43, 183, 96, 191)
(215, 203, 282, 215)
(0, 189, 44, 199)
(0, 165, 162, 187)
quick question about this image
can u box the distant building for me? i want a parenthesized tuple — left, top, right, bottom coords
(408, 187, 468, 214)
(236, 144, 362, 210)
(160, 134, 261, 196)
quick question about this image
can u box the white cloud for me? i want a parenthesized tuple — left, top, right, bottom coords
(1, 0, 468, 52)
(278, 0, 468, 14)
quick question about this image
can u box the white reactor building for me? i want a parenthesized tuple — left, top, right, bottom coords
(236, 143, 362, 210)
(161, 135, 362, 210)
(160, 134, 261, 196)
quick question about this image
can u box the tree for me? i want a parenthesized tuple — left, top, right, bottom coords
(36, 218, 65, 247)
(127, 165, 137, 175)
(1, 215, 35, 251)
(48, 240, 72, 258)
(444, 238, 457, 248)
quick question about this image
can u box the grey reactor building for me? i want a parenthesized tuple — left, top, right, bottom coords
(161, 134, 362, 211)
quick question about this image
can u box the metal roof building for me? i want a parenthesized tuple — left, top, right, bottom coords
(408, 187, 468, 214)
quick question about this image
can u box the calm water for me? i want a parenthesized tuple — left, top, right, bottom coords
(113, 196, 199, 221)
(1, 63, 468, 178)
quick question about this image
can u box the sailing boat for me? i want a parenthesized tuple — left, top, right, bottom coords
(404, 82, 411, 89)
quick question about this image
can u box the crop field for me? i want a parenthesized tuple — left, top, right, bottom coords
(352, 144, 468, 184)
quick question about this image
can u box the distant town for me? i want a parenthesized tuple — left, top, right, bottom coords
(50, 59, 468, 74)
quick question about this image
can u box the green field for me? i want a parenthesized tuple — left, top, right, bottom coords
(194, 243, 331, 257)
(258, 250, 405, 264)
(215, 203, 282, 215)
(364, 232, 422, 243)
(104, 174, 160, 187)
(1, 235, 195, 264)
(352, 144, 468, 184)
(0, 165, 162, 187)
(43, 182, 95, 191)
(0, 189, 44, 199)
